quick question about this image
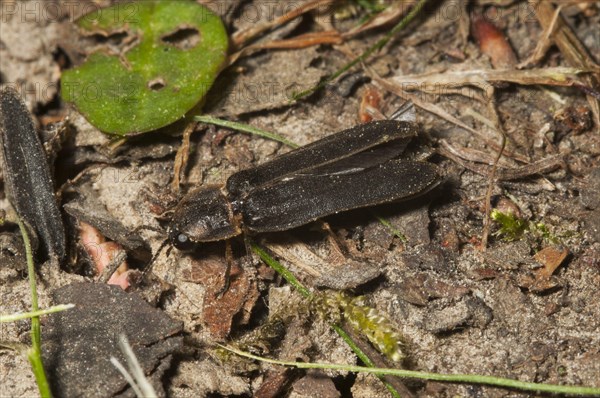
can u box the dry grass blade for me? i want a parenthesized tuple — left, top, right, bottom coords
(230, 31, 342, 64)
(231, 0, 336, 49)
(494, 155, 565, 180)
(391, 67, 591, 91)
(342, 1, 414, 38)
(372, 74, 526, 160)
(534, 1, 600, 127)
(438, 145, 564, 181)
(439, 140, 518, 168)
(518, 4, 563, 69)
(246, 31, 342, 50)
(372, 75, 480, 135)
(381, 67, 591, 163)
(172, 121, 196, 192)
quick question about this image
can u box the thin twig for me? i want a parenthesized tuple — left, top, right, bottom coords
(479, 88, 504, 251)
(480, 127, 505, 251)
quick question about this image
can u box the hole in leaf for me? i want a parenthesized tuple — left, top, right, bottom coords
(81, 30, 139, 57)
(161, 26, 200, 50)
(87, 30, 130, 45)
(148, 78, 166, 91)
(53, 46, 72, 69)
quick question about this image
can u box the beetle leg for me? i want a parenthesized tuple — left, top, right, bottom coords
(215, 239, 234, 297)
(317, 220, 349, 259)
(241, 233, 260, 283)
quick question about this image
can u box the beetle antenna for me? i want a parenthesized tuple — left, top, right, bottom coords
(142, 238, 170, 278)
(388, 101, 415, 122)
(129, 225, 165, 235)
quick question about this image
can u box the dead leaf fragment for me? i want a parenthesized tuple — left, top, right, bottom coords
(534, 246, 569, 279)
(79, 221, 131, 289)
(185, 257, 259, 340)
(517, 246, 569, 292)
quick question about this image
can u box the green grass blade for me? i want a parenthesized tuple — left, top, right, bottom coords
(195, 115, 299, 148)
(17, 217, 52, 398)
(0, 304, 75, 323)
(222, 345, 600, 396)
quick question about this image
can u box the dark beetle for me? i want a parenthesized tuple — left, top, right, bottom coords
(168, 120, 441, 250)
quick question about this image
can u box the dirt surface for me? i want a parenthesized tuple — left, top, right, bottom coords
(1, 1, 599, 397)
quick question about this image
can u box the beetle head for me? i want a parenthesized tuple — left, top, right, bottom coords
(168, 227, 195, 251)
(168, 186, 241, 250)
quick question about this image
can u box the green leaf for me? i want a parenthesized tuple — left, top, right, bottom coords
(62, 1, 228, 136)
